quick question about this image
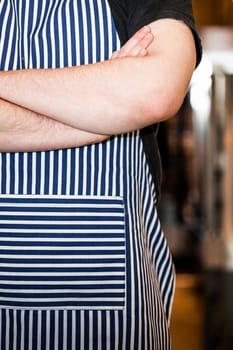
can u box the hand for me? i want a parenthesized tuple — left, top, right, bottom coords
(111, 26, 154, 59)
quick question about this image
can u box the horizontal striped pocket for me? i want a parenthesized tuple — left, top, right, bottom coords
(0, 195, 126, 310)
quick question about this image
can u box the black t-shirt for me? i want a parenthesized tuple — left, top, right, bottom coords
(109, 0, 202, 66)
(108, 0, 202, 202)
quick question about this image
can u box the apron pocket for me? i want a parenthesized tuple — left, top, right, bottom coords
(0, 195, 126, 310)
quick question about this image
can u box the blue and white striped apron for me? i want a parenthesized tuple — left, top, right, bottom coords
(0, 1, 175, 349)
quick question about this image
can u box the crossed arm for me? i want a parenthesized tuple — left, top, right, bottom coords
(0, 25, 155, 152)
(0, 19, 196, 152)
(0, 26, 153, 152)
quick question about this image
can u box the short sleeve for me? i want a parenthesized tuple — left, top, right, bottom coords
(127, 0, 202, 67)
(109, 0, 202, 67)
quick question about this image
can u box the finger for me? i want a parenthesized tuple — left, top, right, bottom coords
(133, 48, 148, 57)
(111, 51, 119, 59)
(120, 27, 151, 55)
(111, 48, 148, 59)
(111, 26, 153, 60)
(124, 25, 151, 50)
(127, 32, 154, 56)
(117, 32, 154, 58)
(117, 26, 152, 57)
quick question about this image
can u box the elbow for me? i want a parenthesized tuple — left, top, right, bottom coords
(140, 86, 185, 126)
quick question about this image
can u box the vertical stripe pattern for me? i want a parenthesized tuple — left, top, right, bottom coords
(0, 0, 175, 349)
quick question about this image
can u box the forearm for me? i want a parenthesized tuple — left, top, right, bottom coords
(0, 26, 153, 152)
(0, 59, 149, 134)
(0, 19, 196, 135)
(0, 99, 108, 152)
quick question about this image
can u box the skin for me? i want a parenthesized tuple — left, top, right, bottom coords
(0, 19, 196, 152)
(0, 26, 153, 152)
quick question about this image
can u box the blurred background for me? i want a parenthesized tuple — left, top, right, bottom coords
(157, 1, 233, 349)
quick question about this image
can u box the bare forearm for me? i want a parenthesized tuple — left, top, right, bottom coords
(0, 59, 151, 134)
(0, 20, 196, 135)
(0, 57, 173, 134)
(0, 99, 108, 152)
(0, 26, 153, 152)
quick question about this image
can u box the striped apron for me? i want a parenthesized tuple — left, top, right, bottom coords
(0, 1, 175, 349)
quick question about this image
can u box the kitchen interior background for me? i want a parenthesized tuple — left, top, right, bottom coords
(157, 1, 233, 349)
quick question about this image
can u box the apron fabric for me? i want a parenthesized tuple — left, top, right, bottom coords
(0, 1, 175, 349)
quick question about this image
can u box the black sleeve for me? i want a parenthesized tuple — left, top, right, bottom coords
(109, 0, 202, 67)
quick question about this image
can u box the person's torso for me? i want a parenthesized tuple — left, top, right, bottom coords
(0, 0, 137, 199)
(0, 3, 175, 340)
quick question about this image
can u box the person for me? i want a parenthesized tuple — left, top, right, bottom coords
(0, 0, 202, 349)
